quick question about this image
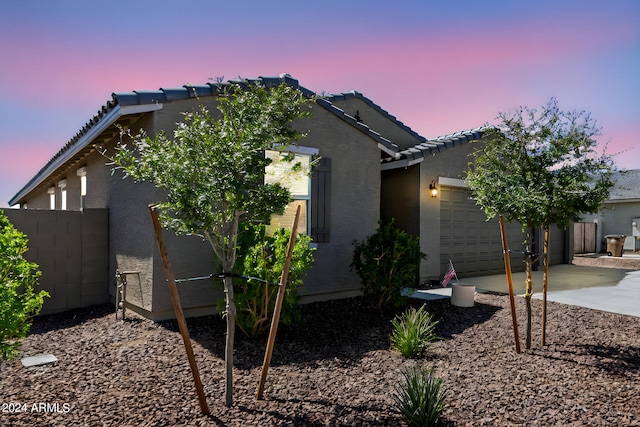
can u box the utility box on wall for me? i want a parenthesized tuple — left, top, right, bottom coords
(630, 218, 640, 252)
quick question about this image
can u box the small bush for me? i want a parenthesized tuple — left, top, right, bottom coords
(1, 210, 49, 360)
(391, 305, 438, 358)
(394, 366, 446, 427)
(351, 220, 426, 311)
(223, 223, 315, 339)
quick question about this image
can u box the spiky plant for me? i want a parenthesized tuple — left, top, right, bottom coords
(391, 305, 438, 358)
(393, 366, 446, 427)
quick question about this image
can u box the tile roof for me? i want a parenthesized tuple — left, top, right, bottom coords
(384, 126, 487, 162)
(608, 169, 640, 201)
(9, 73, 485, 205)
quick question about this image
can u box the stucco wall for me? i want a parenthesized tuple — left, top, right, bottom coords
(296, 103, 381, 300)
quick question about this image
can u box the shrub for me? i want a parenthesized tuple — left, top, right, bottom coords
(394, 366, 446, 427)
(391, 305, 438, 358)
(351, 220, 426, 311)
(0, 210, 49, 359)
(222, 223, 315, 338)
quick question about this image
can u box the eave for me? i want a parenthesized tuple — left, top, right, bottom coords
(9, 103, 162, 206)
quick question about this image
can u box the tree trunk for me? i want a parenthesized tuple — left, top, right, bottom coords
(205, 211, 241, 408)
(541, 227, 550, 346)
(524, 228, 534, 350)
(223, 273, 236, 407)
(525, 255, 533, 350)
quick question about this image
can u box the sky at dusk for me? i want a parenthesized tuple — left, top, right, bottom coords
(1, 0, 639, 208)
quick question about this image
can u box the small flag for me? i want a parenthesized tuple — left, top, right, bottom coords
(441, 260, 457, 288)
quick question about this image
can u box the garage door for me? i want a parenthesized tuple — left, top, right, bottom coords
(440, 186, 526, 277)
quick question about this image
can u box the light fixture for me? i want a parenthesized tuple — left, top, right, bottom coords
(429, 180, 438, 198)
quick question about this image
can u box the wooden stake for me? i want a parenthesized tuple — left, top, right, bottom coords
(148, 205, 210, 415)
(499, 215, 521, 354)
(541, 226, 550, 346)
(256, 204, 301, 400)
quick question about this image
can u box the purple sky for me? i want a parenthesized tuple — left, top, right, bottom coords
(1, 0, 638, 208)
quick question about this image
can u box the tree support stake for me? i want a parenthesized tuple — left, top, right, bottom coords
(499, 215, 521, 354)
(256, 204, 301, 400)
(149, 205, 210, 415)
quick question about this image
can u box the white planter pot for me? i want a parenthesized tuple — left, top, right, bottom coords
(451, 283, 476, 307)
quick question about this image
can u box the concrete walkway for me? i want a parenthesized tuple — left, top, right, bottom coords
(408, 264, 640, 318)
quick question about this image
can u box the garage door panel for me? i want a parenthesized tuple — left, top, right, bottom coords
(452, 209, 465, 222)
(452, 191, 466, 203)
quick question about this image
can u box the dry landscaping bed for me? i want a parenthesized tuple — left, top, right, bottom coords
(1, 293, 639, 426)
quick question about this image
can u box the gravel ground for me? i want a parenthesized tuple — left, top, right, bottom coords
(572, 253, 640, 270)
(1, 293, 639, 426)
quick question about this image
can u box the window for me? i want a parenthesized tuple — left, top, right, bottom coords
(58, 179, 67, 211)
(265, 147, 316, 236)
(48, 187, 55, 210)
(77, 166, 87, 209)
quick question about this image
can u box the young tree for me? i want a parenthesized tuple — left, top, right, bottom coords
(112, 80, 311, 406)
(0, 210, 49, 360)
(465, 98, 614, 349)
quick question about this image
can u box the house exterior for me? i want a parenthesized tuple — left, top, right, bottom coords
(9, 74, 567, 319)
(579, 169, 640, 253)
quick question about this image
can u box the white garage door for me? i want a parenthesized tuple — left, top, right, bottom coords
(440, 186, 526, 277)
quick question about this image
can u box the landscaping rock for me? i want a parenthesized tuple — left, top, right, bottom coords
(1, 295, 638, 426)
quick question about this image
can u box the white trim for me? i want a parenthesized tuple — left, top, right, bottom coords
(9, 103, 163, 205)
(48, 187, 55, 210)
(377, 142, 400, 158)
(272, 144, 319, 156)
(604, 198, 640, 204)
(438, 177, 468, 188)
(380, 157, 424, 171)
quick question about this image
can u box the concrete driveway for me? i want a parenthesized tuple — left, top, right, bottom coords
(408, 263, 640, 318)
(455, 264, 640, 318)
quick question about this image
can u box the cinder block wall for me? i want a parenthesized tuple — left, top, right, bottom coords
(4, 208, 109, 315)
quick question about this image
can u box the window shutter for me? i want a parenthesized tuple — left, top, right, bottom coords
(311, 157, 331, 243)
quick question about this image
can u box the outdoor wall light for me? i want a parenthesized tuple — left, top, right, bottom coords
(429, 180, 438, 198)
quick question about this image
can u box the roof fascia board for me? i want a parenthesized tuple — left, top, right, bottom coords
(9, 103, 163, 205)
(381, 157, 424, 171)
(377, 142, 400, 158)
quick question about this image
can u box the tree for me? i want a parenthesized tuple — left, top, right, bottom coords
(0, 210, 49, 360)
(465, 98, 614, 349)
(112, 80, 311, 406)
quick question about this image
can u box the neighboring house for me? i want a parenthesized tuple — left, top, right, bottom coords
(579, 169, 640, 253)
(8, 74, 566, 319)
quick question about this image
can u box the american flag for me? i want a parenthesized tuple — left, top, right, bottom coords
(441, 260, 457, 288)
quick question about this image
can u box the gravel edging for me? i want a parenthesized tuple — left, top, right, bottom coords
(1, 294, 639, 426)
